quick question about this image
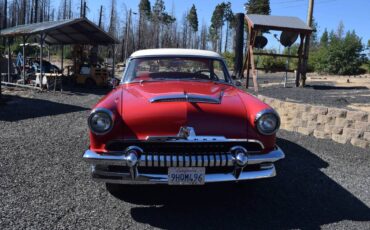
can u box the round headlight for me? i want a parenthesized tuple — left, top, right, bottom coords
(88, 108, 114, 135)
(255, 109, 280, 135)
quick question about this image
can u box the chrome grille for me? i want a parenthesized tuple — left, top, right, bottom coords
(138, 153, 234, 167)
(106, 141, 263, 153)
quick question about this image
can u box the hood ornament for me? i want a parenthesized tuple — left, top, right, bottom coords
(146, 126, 227, 142)
(178, 126, 196, 139)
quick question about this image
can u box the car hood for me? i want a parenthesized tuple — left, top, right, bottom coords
(120, 81, 248, 139)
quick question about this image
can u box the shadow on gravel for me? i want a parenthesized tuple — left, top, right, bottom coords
(61, 86, 112, 96)
(107, 138, 370, 229)
(0, 95, 89, 122)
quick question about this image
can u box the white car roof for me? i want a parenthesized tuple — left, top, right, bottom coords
(130, 49, 223, 59)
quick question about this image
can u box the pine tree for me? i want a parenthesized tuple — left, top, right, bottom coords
(211, 4, 225, 52)
(187, 4, 198, 48)
(336, 21, 345, 39)
(152, 0, 165, 48)
(139, 0, 151, 17)
(320, 29, 329, 47)
(244, 0, 270, 15)
(310, 18, 319, 47)
(187, 4, 198, 32)
(138, 0, 151, 49)
(108, 0, 117, 38)
(200, 22, 208, 50)
(222, 2, 233, 52)
(151, 0, 175, 48)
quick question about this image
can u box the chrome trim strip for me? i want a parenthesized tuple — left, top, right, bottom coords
(91, 165, 277, 184)
(248, 148, 285, 164)
(149, 93, 221, 104)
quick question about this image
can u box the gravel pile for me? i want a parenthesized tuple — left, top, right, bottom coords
(1, 87, 369, 229)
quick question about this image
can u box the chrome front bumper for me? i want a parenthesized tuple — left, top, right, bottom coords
(83, 147, 285, 184)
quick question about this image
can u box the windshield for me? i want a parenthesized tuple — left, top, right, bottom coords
(122, 57, 230, 83)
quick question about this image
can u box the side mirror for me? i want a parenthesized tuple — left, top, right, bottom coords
(111, 78, 119, 89)
(234, 80, 242, 87)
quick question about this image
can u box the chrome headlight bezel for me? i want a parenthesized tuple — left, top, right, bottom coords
(255, 109, 280, 135)
(88, 108, 114, 135)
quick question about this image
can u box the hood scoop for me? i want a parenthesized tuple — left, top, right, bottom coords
(149, 91, 224, 104)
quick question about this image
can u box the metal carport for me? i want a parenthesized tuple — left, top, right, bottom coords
(0, 18, 119, 90)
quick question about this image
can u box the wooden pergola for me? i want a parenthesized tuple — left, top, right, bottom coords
(243, 14, 313, 91)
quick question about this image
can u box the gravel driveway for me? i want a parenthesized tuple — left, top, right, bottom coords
(1, 88, 369, 229)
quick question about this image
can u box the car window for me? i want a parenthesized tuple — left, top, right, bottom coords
(212, 60, 227, 82)
(123, 57, 230, 83)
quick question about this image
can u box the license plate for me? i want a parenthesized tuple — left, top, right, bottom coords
(168, 167, 205, 185)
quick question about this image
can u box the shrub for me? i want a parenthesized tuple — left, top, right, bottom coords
(309, 25, 365, 75)
(221, 51, 235, 69)
(258, 51, 286, 72)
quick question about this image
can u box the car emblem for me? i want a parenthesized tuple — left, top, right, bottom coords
(178, 126, 196, 139)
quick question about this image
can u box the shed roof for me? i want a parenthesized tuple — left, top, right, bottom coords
(246, 14, 313, 33)
(0, 18, 119, 45)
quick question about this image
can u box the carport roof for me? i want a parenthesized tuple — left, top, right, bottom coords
(246, 14, 313, 33)
(0, 18, 119, 45)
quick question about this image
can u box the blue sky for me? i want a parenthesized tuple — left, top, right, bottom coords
(66, 0, 370, 49)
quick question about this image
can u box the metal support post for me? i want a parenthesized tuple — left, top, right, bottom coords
(112, 44, 116, 79)
(22, 36, 27, 84)
(7, 38, 11, 83)
(39, 34, 45, 89)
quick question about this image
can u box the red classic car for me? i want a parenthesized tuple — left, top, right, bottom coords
(83, 49, 284, 185)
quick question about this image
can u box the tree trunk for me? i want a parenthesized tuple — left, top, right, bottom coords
(224, 21, 229, 52)
(83, 1, 86, 18)
(31, 0, 34, 23)
(98, 5, 103, 27)
(219, 25, 223, 53)
(80, 0, 83, 18)
(34, 0, 38, 23)
(63, 0, 66, 19)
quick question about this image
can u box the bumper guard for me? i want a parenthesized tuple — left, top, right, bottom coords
(83, 147, 285, 184)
